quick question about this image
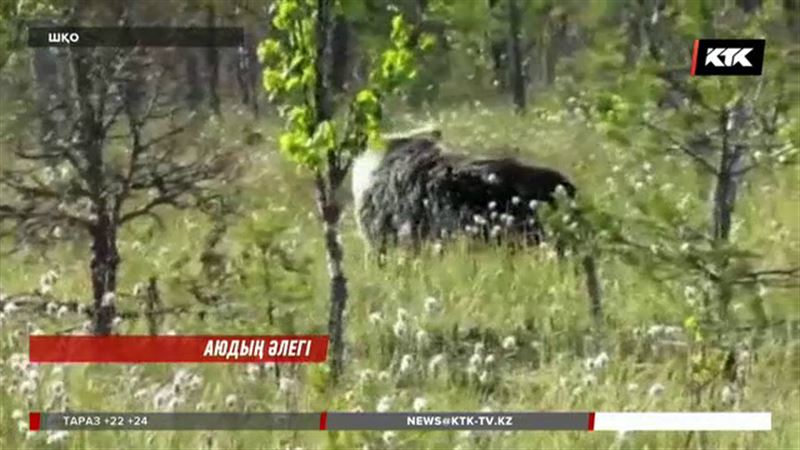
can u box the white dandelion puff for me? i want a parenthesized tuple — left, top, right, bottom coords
(278, 377, 297, 396)
(392, 318, 408, 338)
(501, 335, 517, 350)
(376, 395, 394, 412)
(500, 213, 515, 227)
(428, 353, 446, 374)
(721, 384, 740, 406)
(423, 296, 439, 313)
(134, 388, 149, 401)
(19, 379, 37, 396)
(648, 382, 665, 398)
(101, 292, 116, 307)
(593, 352, 609, 370)
(224, 394, 238, 409)
(399, 354, 414, 374)
(467, 353, 482, 375)
(396, 308, 408, 321)
(415, 329, 429, 348)
(132, 282, 146, 297)
(153, 388, 172, 410)
(245, 364, 261, 381)
(382, 431, 397, 446)
(358, 369, 375, 383)
(368, 311, 384, 325)
(412, 397, 428, 412)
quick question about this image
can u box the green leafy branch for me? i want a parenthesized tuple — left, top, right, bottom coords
(259, 0, 429, 174)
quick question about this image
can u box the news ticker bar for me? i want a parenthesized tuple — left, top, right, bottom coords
(29, 412, 772, 432)
(29, 335, 329, 363)
(27, 27, 243, 47)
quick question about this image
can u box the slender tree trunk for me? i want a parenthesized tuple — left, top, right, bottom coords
(90, 215, 119, 335)
(313, 0, 348, 383)
(205, 4, 221, 116)
(235, 32, 260, 117)
(711, 105, 747, 319)
(331, 14, 350, 93)
(507, 0, 526, 113)
(145, 277, 161, 336)
(785, 0, 800, 35)
(488, 37, 507, 91)
(317, 185, 348, 382)
(581, 255, 603, 323)
(31, 48, 60, 155)
(185, 50, 204, 109)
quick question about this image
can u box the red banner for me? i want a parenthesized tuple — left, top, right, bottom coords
(29, 335, 329, 363)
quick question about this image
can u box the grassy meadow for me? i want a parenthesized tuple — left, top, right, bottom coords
(1, 102, 799, 450)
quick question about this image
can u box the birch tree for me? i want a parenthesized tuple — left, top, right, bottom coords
(259, 0, 423, 382)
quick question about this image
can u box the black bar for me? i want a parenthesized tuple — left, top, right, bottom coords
(27, 27, 244, 48)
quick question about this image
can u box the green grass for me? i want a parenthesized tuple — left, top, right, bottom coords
(1, 103, 799, 449)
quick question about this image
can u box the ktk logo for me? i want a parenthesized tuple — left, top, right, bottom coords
(691, 39, 765, 76)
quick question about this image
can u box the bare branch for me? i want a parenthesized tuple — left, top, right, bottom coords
(644, 121, 719, 175)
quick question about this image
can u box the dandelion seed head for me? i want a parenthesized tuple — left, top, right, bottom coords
(473, 214, 487, 225)
(224, 394, 238, 409)
(428, 353, 446, 374)
(101, 292, 116, 307)
(392, 318, 408, 338)
(593, 352, 609, 370)
(382, 430, 397, 446)
(501, 335, 517, 350)
(399, 354, 414, 374)
(376, 395, 393, 412)
(415, 329, 429, 348)
(368, 311, 384, 325)
(423, 296, 439, 313)
(648, 382, 665, 398)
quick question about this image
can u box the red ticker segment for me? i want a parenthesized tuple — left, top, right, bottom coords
(29, 412, 41, 432)
(29, 335, 329, 364)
